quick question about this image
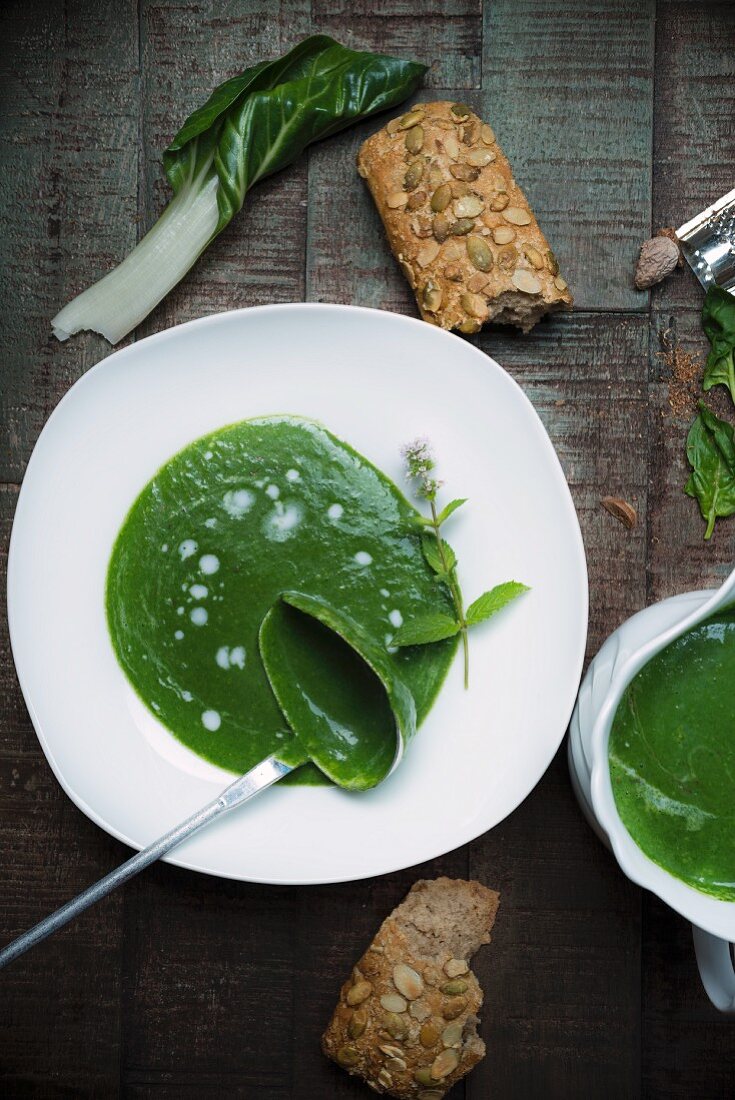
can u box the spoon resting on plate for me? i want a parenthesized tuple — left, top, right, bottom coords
(0, 595, 416, 969)
(0, 755, 293, 969)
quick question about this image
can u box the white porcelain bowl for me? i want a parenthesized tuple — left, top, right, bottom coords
(569, 572, 735, 1013)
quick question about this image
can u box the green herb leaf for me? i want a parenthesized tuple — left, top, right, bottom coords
(421, 534, 456, 576)
(165, 36, 427, 234)
(436, 498, 467, 524)
(684, 401, 735, 540)
(466, 582, 530, 626)
(702, 286, 735, 405)
(392, 613, 460, 647)
(441, 541, 457, 572)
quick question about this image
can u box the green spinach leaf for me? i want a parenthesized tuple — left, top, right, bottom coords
(702, 286, 735, 405)
(685, 401, 735, 539)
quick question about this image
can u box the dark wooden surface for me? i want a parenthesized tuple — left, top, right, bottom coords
(1, 0, 734, 1095)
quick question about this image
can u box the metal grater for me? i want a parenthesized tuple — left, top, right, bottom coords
(677, 188, 735, 294)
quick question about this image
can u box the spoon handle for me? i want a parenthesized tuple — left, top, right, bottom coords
(0, 754, 292, 970)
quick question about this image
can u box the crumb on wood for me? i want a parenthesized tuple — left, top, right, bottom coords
(659, 327, 701, 418)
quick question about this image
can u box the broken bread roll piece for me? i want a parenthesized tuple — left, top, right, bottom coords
(357, 101, 572, 333)
(322, 877, 500, 1098)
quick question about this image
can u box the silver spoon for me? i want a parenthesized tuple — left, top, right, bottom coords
(0, 754, 292, 969)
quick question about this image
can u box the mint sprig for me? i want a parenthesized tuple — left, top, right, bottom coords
(393, 439, 529, 687)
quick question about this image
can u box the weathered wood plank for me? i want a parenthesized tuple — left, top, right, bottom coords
(136, 0, 312, 341)
(0, 0, 140, 483)
(477, 312, 650, 657)
(0, 483, 125, 1097)
(468, 311, 648, 1098)
(1, 0, 137, 1091)
(652, 0, 735, 312)
(312, 0, 483, 88)
(120, 868, 296, 1096)
(483, 0, 655, 312)
(469, 751, 642, 1100)
(642, 896, 735, 1100)
(120, 818, 469, 1097)
(289, 851, 472, 1099)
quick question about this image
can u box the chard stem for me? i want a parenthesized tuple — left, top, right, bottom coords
(52, 177, 220, 345)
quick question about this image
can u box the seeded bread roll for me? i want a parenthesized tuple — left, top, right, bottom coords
(357, 100, 572, 333)
(322, 877, 500, 1098)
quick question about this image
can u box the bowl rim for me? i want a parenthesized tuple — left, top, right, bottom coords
(589, 583, 735, 940)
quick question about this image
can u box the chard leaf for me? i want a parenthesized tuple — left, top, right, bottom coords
(702, 286, 735, 405)
(52, 36, 426, 344)
(392, 613, 460, 647)
(163, 35, 427, 235)
(685, 401, 735, 540)
(466, 582, 529, 626)
(421, 534, 456, 575)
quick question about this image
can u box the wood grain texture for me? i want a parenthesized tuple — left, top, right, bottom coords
(642, 894, 735, 1100)
(652, 0, 735, 311)
(119, 853, 472, 1098)
(2, 1, 735, 1097)
(0, 485, 125, 1097)
(469, 751, 642, 1100)
(468, 313, 648, 1098)
(306, 102, 420, 312)
(483, 0, 655, 312)
(476, 312, 650, 658)
(0, 0, 139, 483)
(312, 0, 483, 88)
(135, 0, 312, 341)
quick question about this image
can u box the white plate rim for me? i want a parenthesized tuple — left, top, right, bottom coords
(7, 302, 589, 884)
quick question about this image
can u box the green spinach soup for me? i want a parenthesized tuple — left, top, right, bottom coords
(608, 607, 735, 901)
(106, 417, 456, 788)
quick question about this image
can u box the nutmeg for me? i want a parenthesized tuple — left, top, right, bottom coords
(634, 235, 680, 289)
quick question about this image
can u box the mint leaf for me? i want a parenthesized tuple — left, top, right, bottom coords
(436, 498, 467, 524)
(466, 582, 529, 626)
(421, 535, 456, 575)
(392, 613, 460, 646)
(421, 535, 443, 573)
(441, 540, 456, 572)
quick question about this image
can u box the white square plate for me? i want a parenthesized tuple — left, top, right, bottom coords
(7, 304, 588, 883)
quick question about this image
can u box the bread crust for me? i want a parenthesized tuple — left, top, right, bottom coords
(357, 101, 572, 334)
(322, 877, 500, 1097)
